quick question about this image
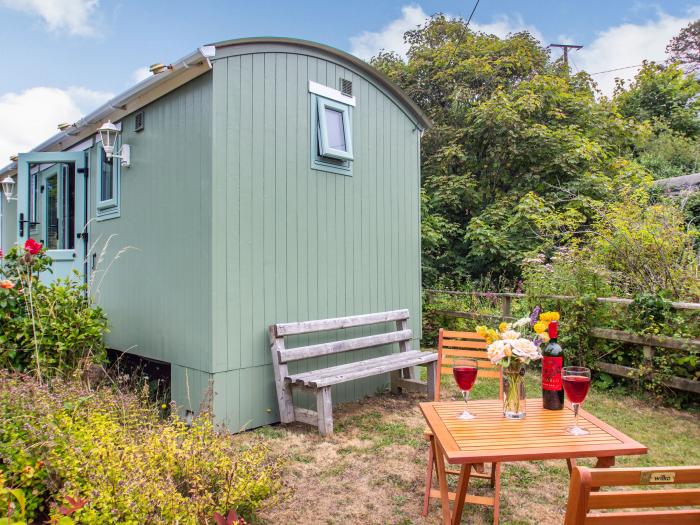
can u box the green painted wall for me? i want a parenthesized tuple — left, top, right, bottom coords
(209, 45, 422, 430)
(89, 73, 213, 374)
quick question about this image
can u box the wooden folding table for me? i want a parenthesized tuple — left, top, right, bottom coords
(420, 399, 647, 525)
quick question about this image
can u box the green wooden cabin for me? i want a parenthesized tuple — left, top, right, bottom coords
(0, 38, 430, 430)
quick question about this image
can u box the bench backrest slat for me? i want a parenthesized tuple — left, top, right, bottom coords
(278, 329, 412, 363)
(274, 309, 409, 337)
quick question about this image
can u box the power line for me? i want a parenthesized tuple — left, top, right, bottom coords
(446, 0, 481, 66)
(466, 0, 480, 26)
(588, 64, 644, 75)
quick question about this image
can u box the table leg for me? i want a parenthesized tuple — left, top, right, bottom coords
(432, 438, 453, 525)
(595, 456, 615, 468)
(566, 458, 577, 475)
(451, 464, 472, 525)
(591, 456, 616, 492)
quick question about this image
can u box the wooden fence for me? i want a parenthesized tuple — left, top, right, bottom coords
(425, 289, 700, 394)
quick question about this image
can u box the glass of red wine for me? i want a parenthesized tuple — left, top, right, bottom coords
(453, 358, 479, 420)
(562, 366, 591, 436)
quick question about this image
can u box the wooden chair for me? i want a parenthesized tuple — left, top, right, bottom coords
(565, 465, 700, 524)
(422, 329, 504, 523)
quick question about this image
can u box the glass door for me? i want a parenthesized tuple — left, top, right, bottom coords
(17, 152, 87, 282)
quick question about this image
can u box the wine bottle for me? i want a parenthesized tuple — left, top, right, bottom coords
(542, 321, 564, 410)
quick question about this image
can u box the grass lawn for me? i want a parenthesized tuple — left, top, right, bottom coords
(239, 370, 700, 525)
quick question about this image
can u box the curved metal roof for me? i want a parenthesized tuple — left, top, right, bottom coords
(0, 37, 430, 178)
(210, 37, 431, 130)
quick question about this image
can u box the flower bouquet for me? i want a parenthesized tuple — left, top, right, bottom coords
(476, 308, 559, 419)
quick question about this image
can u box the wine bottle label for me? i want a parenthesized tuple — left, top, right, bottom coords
(542, 356, 563, 391)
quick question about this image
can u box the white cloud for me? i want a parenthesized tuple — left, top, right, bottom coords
(350, 5, 428, 59)
(575, 7, 700, 97)
(0, 0, 100, 36)
(131, 67, 152, 85)
(349, 5, 544, 60)
(0, 86, 113, 163)
(470, 14, 544, 44)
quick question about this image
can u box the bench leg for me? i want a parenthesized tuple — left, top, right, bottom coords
(316, 386, 333, 436)
(426, 361, 437, 401)
(390, 370, 402, 394)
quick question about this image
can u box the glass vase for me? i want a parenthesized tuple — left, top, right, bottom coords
(503, 362, 527, 419)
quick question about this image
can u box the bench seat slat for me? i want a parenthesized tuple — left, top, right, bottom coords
(279, 329, 412, 363)
(288, 351, 437, 388)
(288, 350, 428, 384)
(274, 309, 410, 337)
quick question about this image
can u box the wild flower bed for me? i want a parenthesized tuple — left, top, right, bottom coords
(0, 372, 279, 524)
(0, 241, 108, 376)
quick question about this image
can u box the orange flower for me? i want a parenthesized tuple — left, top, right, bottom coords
(0, 280, 14, 289)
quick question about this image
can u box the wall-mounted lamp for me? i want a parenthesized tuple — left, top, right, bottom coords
(1, 176, 16, 202)
(98, 120, 131, 168)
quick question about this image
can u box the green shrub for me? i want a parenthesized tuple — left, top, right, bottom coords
(0, 242, 108, 376)
(0, 372, 279, 524)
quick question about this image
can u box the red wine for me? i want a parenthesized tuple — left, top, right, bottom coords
(563, 375, 591, 404)
(542, 321, 564, 410)
(453, 367, 478, 391)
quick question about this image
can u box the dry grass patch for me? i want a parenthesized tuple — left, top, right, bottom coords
(236, 373, 700, 525)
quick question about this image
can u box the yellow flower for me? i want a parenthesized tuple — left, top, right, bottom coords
(504, 347, 512, 357)
(539, 311, 560, 322)
(533, 321, 548, 334)
(498, 322, 510, 333)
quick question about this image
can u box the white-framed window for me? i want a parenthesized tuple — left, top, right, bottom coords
(317, 97, 353, 161)
(96, 140, 120, 220)
(309, 81, 355, 176)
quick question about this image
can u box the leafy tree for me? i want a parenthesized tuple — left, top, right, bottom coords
(615, 62, 700, 138)
(372, 15, 650, 283)
(667, 19, 700, 73)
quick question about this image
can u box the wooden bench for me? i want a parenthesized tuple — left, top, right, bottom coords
(565, 465, 700, 524)
(269, 309, 437, 435)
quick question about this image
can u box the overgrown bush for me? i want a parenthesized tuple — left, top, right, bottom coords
(0, 372, 279, 524)
(0, 241, 108, 376)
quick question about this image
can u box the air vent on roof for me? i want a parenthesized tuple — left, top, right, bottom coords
(339, 78, 353, 97)
(134, 111, 145, 132)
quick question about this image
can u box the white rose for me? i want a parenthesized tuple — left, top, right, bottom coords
(513, 316, 530, 328)
(510, 338, 542, 361)
(487, 340, 509, 364)
(500, 330, 521, 340)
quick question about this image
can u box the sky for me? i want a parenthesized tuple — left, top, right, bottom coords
(0, 0, 698, 162)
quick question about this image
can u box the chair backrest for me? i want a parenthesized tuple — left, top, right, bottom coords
(564, 465, 700, 525)
(435, 328, 503, 401)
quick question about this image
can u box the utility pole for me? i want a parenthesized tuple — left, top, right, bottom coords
(548, 43, 583, 69)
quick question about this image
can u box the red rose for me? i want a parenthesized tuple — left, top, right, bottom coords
(24, 238, 42, 255)
(0, 249, 3, 258)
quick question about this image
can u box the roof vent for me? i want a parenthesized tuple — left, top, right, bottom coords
(57, 122, 71, 131)
(10, 155, 18, 162)
(339, 78, 353, 97)
(134, 111, 145, 132)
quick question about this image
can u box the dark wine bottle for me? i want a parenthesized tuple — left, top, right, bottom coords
(542, 321, 564, 410)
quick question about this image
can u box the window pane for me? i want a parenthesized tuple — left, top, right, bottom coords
(324, 107, 346, 151)
(101, 149, 114, 202)
(45, 174, 59, 250)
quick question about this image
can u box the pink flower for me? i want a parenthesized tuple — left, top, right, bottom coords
(24, 238, 42, 255)
(0, 249, 3, 258)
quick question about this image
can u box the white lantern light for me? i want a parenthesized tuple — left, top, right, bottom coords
(98, 120, 119, 159)
(97, 120, 131, 167)
(1, 175, 15, 201)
